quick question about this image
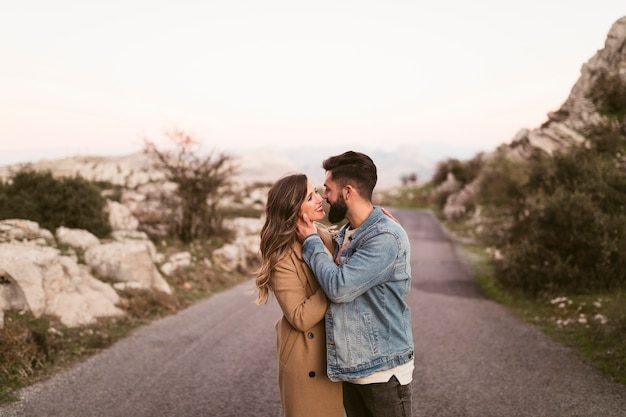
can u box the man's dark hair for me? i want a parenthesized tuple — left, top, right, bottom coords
(322, 151, 377, 201)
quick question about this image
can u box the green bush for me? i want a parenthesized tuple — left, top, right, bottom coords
(492, 140, 626, 295)
(588, 71, 626, 120)
(0, 170, 111, 238)
(431, 155, 484, 187)
(497, 189, 625, 294)
(478, 154, 529, 212)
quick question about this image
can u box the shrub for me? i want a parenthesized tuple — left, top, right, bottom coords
(478, 154, 529, 213)
(431, 155, 484, 187)
(143, 129, 236, 243)
(468, 152, 535, 245)
(492, 140, 626, 295)
(0, 170, 111, 238)
(0, 312, 51, 402)
(496, 189, 625, 294)
(588, 71, 626, 120)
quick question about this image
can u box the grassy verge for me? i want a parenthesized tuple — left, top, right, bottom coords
(0, 239, 251, 404)
(459, 242, 626, 386)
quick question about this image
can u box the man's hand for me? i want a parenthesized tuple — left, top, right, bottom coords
(296, 213, 317, 242)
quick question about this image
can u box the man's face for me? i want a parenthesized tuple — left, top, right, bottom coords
(323, 172, 348, 224)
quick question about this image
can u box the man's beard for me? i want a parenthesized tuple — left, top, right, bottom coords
(327, 195, 348, 224)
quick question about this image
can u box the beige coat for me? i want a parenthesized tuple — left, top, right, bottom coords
(270, 227, 343, 417)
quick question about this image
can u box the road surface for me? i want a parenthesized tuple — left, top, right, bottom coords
(2, 209, 625, 416)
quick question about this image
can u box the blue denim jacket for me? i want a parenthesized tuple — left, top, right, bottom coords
(302, 206, 414, 382)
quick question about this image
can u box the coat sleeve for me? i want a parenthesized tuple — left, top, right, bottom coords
(271, 255, 329, 332)
(302, 231, 401, 303)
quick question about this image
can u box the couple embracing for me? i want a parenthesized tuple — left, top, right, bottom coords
(255, 151, 414, 417)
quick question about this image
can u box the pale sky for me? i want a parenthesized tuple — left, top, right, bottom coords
(1, 1, 624, 165)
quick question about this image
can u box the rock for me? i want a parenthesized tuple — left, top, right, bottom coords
(224, 217, 263, 238)
(160, 252, 192, 276)
(84, 241, 171, 294)
(0, 219, 54, 244)
(0, 153, 164, 188)
(0, 242, 124, 328)
(110, 230, 163, 263)
(212, 243, 242, 272)
(441, 16, 626, 220)
(55, 226, 100, 251)
(218, 217, 264, 272)
(119, 183, 178, 237)
(0, 267, 29, 328)
(106, 200, 139, 231)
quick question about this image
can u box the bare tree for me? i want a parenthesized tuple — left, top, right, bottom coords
(144, 129, 237, 243)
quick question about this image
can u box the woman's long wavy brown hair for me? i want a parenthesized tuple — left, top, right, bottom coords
(255, 173, 308, 304)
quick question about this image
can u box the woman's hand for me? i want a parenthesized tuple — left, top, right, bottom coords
(382, 207, 400, 224)
(296, 213, 318, 242)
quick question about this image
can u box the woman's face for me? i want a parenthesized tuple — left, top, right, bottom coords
(299, 181, 325, 222)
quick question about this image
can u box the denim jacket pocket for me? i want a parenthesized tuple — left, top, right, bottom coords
(363, 312, 381, 356)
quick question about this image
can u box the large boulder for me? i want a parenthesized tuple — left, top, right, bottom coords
(55, 226, 100, 251)
(0, 242, 124, 328)
(84, 241, 171, 294)
(0, 268, 29, 328)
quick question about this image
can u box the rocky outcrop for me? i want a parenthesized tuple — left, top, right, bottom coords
(0, 219, 54, 244)
(213, 217, 263, 272)
(0, 213, 265, 328)
(55, 226, 100, 251)
(118, 182, 178, 237)
(505, 16, 626, 161)
(442, 16, 626, 219)
(558, 16, 626, 133)
(0, 268, 29, 328)
(0, 153, 164, 188)
(442, 177, 482, 219)
(85, 241, 171, 294)
(106, 201, 140, 231)
(0, 218, 172, 328)
(0, 134, 272, 329)
(0, 242, 124, 328)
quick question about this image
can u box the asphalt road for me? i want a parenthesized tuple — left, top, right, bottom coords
(2, 209, 625, 416)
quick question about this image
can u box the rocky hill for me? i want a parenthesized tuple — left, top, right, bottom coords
(506, 16, 626, 159)
(439, 15, 626, 219)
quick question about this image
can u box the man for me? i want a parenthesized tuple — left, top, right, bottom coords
(296, 151, 414, 417)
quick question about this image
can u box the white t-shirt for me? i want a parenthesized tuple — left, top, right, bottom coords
(351, 360, 415, 385)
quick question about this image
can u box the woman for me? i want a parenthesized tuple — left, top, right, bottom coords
(255, 173, 343, 417)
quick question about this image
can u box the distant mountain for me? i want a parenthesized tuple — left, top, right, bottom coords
(235, 148, 300, 184)
(0, 145, 436, 190)
(236, 145, 435, 189)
